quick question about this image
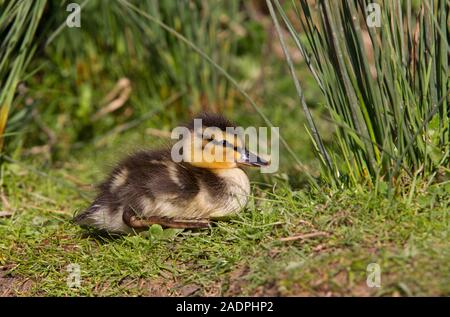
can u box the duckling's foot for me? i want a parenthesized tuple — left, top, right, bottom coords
(126, 214, 210, 229)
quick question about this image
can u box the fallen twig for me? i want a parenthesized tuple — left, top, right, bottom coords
(1, 191, 11, 210)
(93, 91, 184, 148)
(92, 78, 132, 121)
(0, 211, 13, 218)
(279, 231, 329, 242)
(145, 128, 172, 138)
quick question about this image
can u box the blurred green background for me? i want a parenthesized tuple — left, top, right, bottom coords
(1, 0, 326, 180)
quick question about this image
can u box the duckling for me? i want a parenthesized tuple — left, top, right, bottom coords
(73, 113, 268, 234)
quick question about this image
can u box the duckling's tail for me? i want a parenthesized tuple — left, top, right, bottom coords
(72, 205, 98, 226)
(72, 203, 132, 234)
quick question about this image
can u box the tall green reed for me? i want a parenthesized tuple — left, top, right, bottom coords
(0, 0, 47, 152)
(268, 0, 449, 189)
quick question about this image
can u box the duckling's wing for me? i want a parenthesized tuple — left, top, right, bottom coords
(74, 149, 230, 233)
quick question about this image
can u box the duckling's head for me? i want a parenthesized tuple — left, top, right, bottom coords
(181, 113, 269, 169)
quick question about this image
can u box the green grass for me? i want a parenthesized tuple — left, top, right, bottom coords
(1, 129, 448, 296)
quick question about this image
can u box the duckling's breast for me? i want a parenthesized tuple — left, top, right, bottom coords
(207, 168, 250, 218)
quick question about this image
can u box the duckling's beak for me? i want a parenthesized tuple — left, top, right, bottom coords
(238, 149, 270, 167)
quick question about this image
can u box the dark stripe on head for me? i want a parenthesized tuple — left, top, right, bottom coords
(186, 112, 235, 131)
